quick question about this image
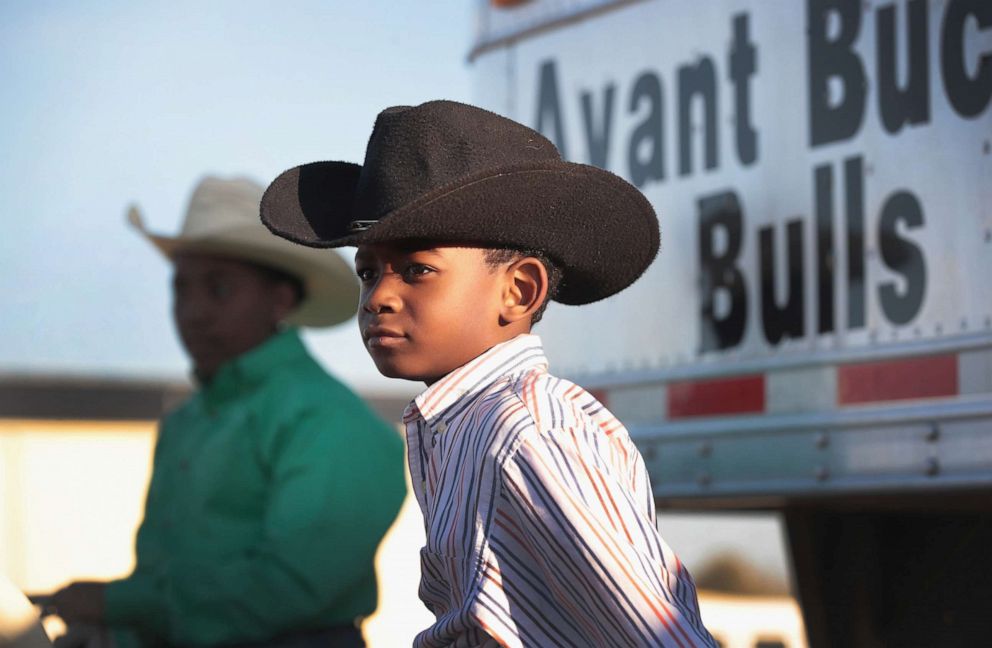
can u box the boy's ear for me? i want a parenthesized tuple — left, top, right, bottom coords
(499, 256, 548, 326)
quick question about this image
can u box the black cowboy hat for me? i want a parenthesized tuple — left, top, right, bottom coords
(260, 100, 658, 305)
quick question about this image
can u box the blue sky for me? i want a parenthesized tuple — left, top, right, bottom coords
(0, 0, 473, 393)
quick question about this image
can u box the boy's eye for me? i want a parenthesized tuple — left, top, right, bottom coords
(356, 268, 377, 282)
(402, 263, 434, 280)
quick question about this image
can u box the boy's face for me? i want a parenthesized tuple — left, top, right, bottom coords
(355, 243, 511, 384)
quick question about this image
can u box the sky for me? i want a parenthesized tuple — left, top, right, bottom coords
(0, 0, 475, 395)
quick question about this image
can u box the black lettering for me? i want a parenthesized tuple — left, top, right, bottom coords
(699, 191, 747, 351)
(877, 0, 931, 133)
(816, 157, 867, 332)
(878, 191, 927, 325)
(679, 57, 719, 176)
(760, 220, 806, 344)
(729, 13, 759, 165)
(627, 72, 665, 188)
(808, 0, 867, 146)
(814, 163, 835, 333)
(941, 0, 992, 118)
(536, 60, 569, 158)
(845, 156, 866, 329)
(581, 84, 616, 169)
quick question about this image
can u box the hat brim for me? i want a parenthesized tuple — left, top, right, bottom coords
(138, 225, 358, 328)
(261, 160, 659, 305)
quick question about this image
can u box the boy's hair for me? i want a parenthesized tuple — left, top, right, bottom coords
(483, 248, 562, 324)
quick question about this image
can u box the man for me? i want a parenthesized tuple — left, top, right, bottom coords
(51, 176, 406, 648)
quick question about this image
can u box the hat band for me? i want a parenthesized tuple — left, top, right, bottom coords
(348, 220, 377, 232)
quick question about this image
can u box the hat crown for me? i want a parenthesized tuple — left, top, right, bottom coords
(353, 101, 560, 222)
(181, 176, 265, 238)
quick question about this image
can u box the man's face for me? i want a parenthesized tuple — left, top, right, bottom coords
(172, 253, 294, 382)
(355, 243, 508, 384)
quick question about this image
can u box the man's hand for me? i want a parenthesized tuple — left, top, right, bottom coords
(50, 581, 106, 624)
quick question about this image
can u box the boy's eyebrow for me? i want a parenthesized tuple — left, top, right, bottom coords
(410, 248, 445, 258)
(354, 244, 446, 262)
(389, 240, 446, 255)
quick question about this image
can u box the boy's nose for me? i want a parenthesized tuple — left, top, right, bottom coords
(361, 277, 402, 314)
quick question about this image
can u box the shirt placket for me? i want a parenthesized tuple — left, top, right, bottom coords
(406, 419, 431, 518)
(423, 418, 449, 528)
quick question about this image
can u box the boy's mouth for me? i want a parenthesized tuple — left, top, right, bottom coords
(364, 325, 406, 350)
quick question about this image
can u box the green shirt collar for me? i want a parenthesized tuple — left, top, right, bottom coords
(201, 327, 307, 403)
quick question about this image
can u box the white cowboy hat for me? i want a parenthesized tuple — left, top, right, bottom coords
(129, 175, 358, 328)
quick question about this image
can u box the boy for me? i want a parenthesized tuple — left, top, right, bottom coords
(262, 101, 716, 647)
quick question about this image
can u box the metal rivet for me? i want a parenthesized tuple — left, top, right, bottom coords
(925, 424, 940, 443)
(925, 457, 940, 476)
(698, 441, 713, 458)
(815, 432, 830, 449)
(815, 466, 830, 481)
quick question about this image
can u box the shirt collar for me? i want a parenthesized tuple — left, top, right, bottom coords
(201, 327, 307, 403)
(405, 334, 548, 424)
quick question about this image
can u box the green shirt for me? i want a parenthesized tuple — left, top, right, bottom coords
(104, 328, 406, 647)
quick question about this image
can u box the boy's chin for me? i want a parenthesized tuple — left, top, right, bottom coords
(373, 359, 426, 382)
(372, 358, 447, 384)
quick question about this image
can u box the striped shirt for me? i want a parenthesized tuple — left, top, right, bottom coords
(404, 334, 716, 648)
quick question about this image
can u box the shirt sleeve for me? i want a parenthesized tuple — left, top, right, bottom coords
(498, 426, 715, 647)
(104, 402, 406, 646)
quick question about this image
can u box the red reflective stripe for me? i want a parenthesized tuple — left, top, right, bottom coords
(837, 354, 958, 404)
(667, 375, 765, 418)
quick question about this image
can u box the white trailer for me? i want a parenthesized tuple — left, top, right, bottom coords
(470, 0, 992, 644)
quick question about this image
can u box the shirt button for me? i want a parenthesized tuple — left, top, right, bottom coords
(437, 421, 448, 434)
